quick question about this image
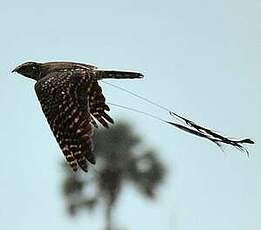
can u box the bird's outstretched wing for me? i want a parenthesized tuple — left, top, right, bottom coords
(34, 69, 95, 172)
(89, 81, 114, 128)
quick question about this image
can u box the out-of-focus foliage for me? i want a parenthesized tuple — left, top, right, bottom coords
(62, 121, 166, 230)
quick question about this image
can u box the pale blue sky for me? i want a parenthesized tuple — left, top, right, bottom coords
(0, 1, 260, 230)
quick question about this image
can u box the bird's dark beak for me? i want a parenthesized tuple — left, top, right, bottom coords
(12, 67, 18, 73)
(12, 64, 23, 73)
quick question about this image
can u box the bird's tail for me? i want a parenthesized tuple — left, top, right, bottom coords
(103, 81, 255, 156)
(95, 70, 144, 80)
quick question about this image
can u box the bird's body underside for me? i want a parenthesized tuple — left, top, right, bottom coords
(13, 61, 143, 172)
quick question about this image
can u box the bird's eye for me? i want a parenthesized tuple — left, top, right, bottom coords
(32, 66, 36, 70)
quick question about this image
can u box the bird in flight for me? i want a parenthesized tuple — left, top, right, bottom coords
(13, 61, 254, 172)
(12, 61, 143, 172)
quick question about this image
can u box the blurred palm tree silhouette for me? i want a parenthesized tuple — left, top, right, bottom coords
(62, 121, 166, 230)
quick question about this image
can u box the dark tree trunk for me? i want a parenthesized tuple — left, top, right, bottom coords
(105, 203, 113, 230)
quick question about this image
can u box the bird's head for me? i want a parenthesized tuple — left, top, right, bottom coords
(12, 62, 42, 80)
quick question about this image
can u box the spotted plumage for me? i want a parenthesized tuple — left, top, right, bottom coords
(13, 61, 143, 172)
